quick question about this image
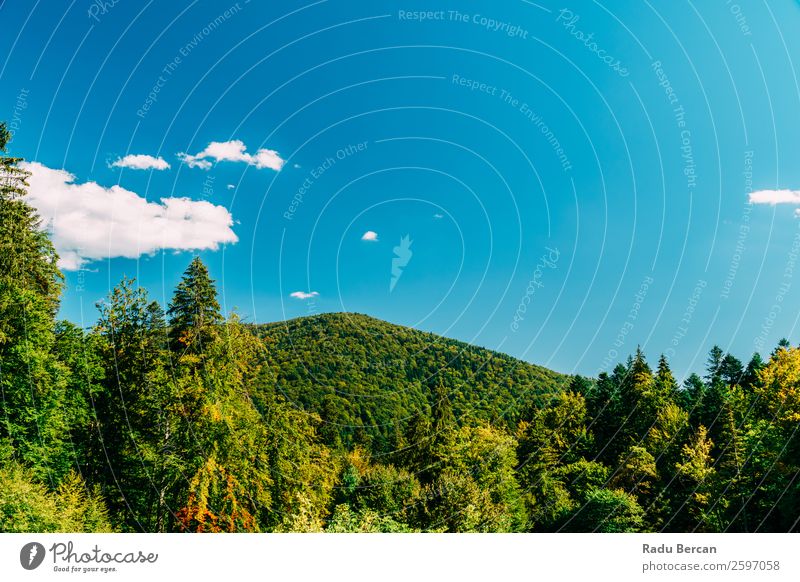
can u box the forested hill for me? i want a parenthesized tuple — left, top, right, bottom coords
(252, 313, 568, 453)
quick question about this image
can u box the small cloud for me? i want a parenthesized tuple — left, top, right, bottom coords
(290, 291, 319, 300)
(433, 213, 443, 219)
(227, 184, 235, 190)
(361, 230, 379, 242)
(110, 154, 170, 171)
(293, 163, 301, 169)
(178, 139, 285, 171)
(750, 189, 800, 205)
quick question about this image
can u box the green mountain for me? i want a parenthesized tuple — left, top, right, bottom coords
(253, 313, 569, 453)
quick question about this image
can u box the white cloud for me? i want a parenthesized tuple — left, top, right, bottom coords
(110, 154, 170, 171)
(178, 140, 285, 171)
(290, 291, 319, 300)
(361, 230, 379, 242)
(749, 189, 800, 205)
(21, 162, 238, 270)
(433, 213, 443, 219)
(227, 184, 235, 190)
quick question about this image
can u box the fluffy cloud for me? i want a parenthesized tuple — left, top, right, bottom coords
(178, 140, 285, 171)
(290, 291, 319, 300)
(110, 154, 170, 171)
(361, 230, 379, 242)
(21, 162, 238, 270)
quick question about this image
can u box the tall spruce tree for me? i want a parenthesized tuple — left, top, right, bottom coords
(0, 122, 70, 481)
(167, 257, 222, 354)
(742, 353, 764, 391)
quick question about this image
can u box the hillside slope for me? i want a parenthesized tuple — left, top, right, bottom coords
(253, 313, 569, 452)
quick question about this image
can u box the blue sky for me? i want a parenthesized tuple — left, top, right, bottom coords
(2, 0, 800, 379)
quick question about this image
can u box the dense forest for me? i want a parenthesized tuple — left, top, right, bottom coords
(1, 121, 800, 533)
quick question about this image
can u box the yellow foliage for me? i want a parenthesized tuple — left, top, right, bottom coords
(756, 347, 800, 424)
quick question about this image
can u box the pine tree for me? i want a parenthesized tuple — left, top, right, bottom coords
(415, 376, 455, 483)
(742, 353, 764, 391)
(167, 257, 222, 354)
(617, 347, 655, 447)
(430, 376, 454, 439)
(705, 345, 724, 383)
(568, 375, 593, 396)
(0, 123, 70, 481)
(719, 354, 744, 387)
(653, 354, 679, 404)
(714, 401, 747, 530)
(587, 367, 623, 465)
(681, 373, 706, 424)
(700, 347, 729, 434)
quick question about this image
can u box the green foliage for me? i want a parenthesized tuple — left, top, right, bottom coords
(325, 504, 416, 533)
(560, 488, 645, 533)
(0, 455, 112, 532)
(253, 313, 568, 453)
(168, 256, 223, 354)
(0, 123, 70, 482)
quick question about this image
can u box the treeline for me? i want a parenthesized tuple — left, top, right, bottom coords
(1, 122, 799, 532)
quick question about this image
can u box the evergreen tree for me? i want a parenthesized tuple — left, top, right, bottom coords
(167, 257, 222, 354)
(617, 347, 656, 449)
(587, 367, 623, 465)
(681, 373, 706, 424)
(719, 354, 744, 387)
(742, 353, 764, 391)
(653, 354, 679, 405)
(700, 347, 729, 436)
(0, 123, 70, 481)
(705, 345, 724, 384)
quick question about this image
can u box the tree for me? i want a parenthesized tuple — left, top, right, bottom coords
(176, 455, 259, 532)
(742, 353, 764, 392)
(611, 445, 658, 498)
(705, 345, 724, 384)
(670, 425, 715, 531)
(0, 122, 70, 481)
(756, 346, 800, 428)
(586, 368, 622, 465)
(617, 348, 657, 449)
(0, 447, 111, 533)
(446, 425, 526, 531)
(92, 279, 188, 531)
(167, 257, 222, 354)
(517, 392, 591, 530)
(681, 373, 706, 422)
(568, 375, 593, 397)
(720, 354, 744, 387)
(560, 488, 645, 532)
(340, 459, 421, 525)
(325, 504, 415, 532)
